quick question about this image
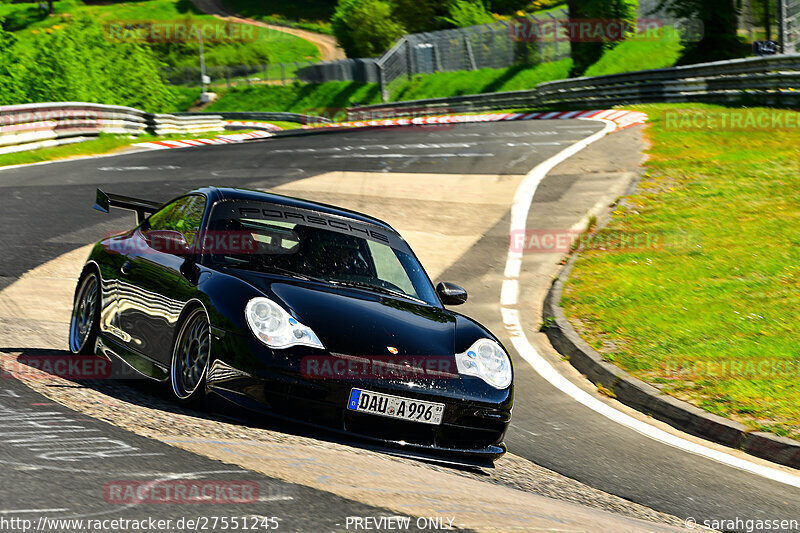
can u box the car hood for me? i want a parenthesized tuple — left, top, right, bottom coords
(238, 273, 455, 357)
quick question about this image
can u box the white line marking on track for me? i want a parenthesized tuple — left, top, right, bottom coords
(503, 118, 800, 489)
(0, 509, 69, 514)
(328, 153, 494, 159)
(257, 496, 295, 502)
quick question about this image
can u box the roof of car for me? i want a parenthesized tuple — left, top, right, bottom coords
(199, 186, 398, 233)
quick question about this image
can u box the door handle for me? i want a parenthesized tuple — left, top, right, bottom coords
(120, 261, 131, 276)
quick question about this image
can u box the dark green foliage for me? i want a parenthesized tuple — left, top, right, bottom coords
(442, 0, 494, 27)
(389, 0, 453, 33)
(566, 0, 637, 76)
(223, 0, 338, 22)
(1, 15, 176, 111)
(486, 0, 533, 14)
(0, 23, 26, 105)
(657, 0, 747, 64)
(332, 0, 404, 57)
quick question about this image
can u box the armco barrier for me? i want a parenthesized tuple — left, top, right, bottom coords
(147, 114, 225, 136)
(175, 112, 330, 125)
(348, 54, 800, 119)
(0, 103, 226, 155)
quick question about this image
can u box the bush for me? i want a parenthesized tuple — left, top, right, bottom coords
(0, 23, 26, 105)
(566, 0, 637, 75)
(5, 15, 176, 111)
(332, 0, 404, 57)
(389, 0, 452, 34)
(442, 0, 494, 27)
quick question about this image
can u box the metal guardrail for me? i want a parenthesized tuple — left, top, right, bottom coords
(175, 112, 331, 125)
(347, 54, 800, 119)
(148, 114, 225, 136)
(0, 103, 226, 155)
(6, 55, 800, 155)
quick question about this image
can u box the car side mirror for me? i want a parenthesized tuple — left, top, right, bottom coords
(436, 282, 468, 306)
(145, 230, 191, 255)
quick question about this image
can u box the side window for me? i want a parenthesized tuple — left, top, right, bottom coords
(145, 195, 206, 247)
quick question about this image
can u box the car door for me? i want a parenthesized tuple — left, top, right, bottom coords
(116, 194, 207, 365)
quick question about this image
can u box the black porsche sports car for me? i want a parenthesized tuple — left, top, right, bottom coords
(70, 187, 513, 464)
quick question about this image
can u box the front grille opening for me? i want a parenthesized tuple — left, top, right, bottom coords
(344, 412, 436, 446)
(435, 425, 502, 450)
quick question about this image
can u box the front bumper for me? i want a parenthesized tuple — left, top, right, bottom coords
(207, 357, 512, 464)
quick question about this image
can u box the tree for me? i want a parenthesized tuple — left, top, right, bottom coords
(566, 0, 637, 76)
(487, 0, 532, 14)
(390, 0, 453, 33)
(657, 0, 744, 63)
(442, 0, 494, 28)
(332, 0, 405, 58)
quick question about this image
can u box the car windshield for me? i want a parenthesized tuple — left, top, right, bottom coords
(205, 199, 439, 305)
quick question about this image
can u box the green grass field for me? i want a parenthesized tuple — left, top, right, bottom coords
(195, 24, 686, 114)
(0, 124, 304, 168)
(204, 82, 382, 119)
(391, 60, 573, 101)
(199, 61, 573, 115)
(0, 131, 217, 168)
(221, 0, 334, 34)
(0, 0, 320, 67)
(584, 29, 685, 77)
(171, 87, 204, 111)
(562, 104, 800, 439)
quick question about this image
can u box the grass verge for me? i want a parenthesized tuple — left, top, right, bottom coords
(561, 104, 800, 439)
(0, 129, 266, 168)
(194, 27, 685, 115)
(583, 30, 684, 77)
(199, 61, 574, 116)
(391, 60, 573, 101)
(204, 82, 382, 118)
(1, 0, 320, 67)
(220, 0, 334, 35)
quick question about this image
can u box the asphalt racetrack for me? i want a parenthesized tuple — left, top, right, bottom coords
(1, 120, 798, 532)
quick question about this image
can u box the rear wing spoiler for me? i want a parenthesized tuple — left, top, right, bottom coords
(93, 189, 163, 225)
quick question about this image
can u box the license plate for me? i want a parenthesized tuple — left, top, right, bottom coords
(347, 389, 444, 425)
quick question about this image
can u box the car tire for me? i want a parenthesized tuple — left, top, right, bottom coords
(170, 306, 211, 405)
(69, 270, 101, 355)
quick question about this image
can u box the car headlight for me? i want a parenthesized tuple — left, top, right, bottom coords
(245, 297, 324, 350)
(455, 339, 512, 389)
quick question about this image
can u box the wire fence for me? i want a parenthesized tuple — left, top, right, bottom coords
(164, 8, 571, 100)
(169, 3, 800, 99)
(786, 0, 800, 53)
(163, 62, 319, 88)
(376, 10, 570, 99)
